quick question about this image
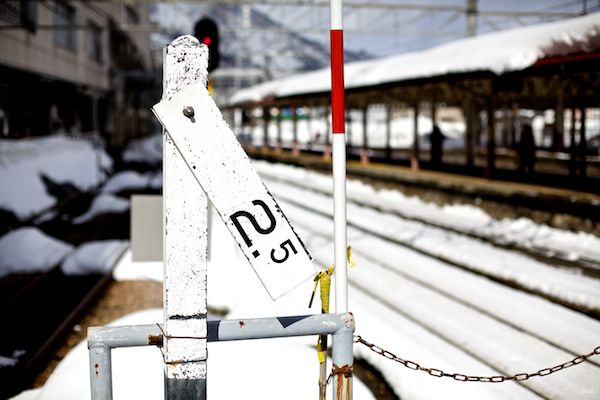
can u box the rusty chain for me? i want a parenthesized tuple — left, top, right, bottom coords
(354, 335, 600, 383)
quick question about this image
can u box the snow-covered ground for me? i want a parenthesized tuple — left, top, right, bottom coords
(0, 136, 112, 219)
(5, 135, 600, 399)
(23, 159, 600, 398)
(256, 161, 600, 267)
(26, 209, 375, 400)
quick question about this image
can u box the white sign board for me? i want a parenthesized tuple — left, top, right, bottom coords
(153, 81, 315, 299)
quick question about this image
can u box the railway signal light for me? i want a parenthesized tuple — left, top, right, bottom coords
(194, 17, 220, 72)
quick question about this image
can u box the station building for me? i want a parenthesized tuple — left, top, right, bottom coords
(0, 1, 155, 147)
(228, 13, 600, 185)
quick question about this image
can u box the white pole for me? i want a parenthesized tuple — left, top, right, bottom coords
(330, 1, 352, 397)
(330, 0, 347, 315)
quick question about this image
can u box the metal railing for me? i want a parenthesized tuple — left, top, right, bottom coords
(88, 313, 354, 399)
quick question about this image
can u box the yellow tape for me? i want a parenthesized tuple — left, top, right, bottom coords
(319, 265, 333, 313)
(347, 245, 357, 268)
(317, 336, 326, 364)
(312, 246, 356, 364)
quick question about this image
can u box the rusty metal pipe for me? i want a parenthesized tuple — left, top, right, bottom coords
(88, 313, 355, 399)
(89, 344, 112, 400)
(332, 314, 354, 400)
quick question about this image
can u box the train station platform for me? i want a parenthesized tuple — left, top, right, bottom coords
(246, 147, 600, 221)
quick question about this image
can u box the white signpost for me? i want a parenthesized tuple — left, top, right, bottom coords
(88, 36, 353, 400)
(153, 80, 315, 300)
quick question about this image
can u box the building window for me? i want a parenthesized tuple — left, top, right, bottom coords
(125, 6, 139, 24)
(87, 22, 103, 64)
(1, 0, 37, 33)
(0, 1, 21, 25)
(53, 1, 76, 52)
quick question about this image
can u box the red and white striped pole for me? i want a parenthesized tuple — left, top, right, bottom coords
(330, 1, 352, 398)
(330, 0, 347, 315)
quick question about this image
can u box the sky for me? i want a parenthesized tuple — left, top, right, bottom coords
(254, 0, 598, 57)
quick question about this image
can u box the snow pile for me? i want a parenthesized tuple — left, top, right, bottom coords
(0, 227, 73, 278)
(72, 194, 130, 224)
(112, 249, 163, 282)
(122, 134, 162, 165)
(0, 135, 112, 219)
(0, 350, 26, 369)
(61, 241, 128, 276)
(230, 13, 600, 105)
(100, 170, 157, 194)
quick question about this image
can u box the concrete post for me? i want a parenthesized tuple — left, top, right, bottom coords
(385, 104, 392, 160)
(465, 99, 475, 168)
(360, 106, 369, 164)
(411, 101, 420, 171)
(162, 36, 208, 400)
(579, 107, 587, 177)
(292, 104, 300, 156)
(569, 108, 578, 176)
(263, 106, 270, 150)
(485, 98, 496, 178)
(555, 91, 565, 151)
(276, 106, 283, 153)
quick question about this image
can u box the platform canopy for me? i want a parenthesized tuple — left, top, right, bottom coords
(228, 13, 600, 108)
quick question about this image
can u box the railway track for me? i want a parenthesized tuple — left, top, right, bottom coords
(0, 191, 136, 399)
(0, 266, 117, 399)
(268, 189, 600, 399)
(258, 172, 600, 320)
(257, 165, 600, 276)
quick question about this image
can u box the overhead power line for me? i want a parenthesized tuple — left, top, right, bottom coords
(80, 0, 582, 18)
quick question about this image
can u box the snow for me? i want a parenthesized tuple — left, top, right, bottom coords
(112, 249, 163, 282)
(13, 159, 600, 399)
(72, 194, 130, 224)
(122, 134, 162, 165)
(100, 170, 159, 194)
(229, 13, 600, 105)
(61, 241, 128, 276)
(0, 135, 112, 219)
(265, 175, 600, 313)
(0, 350, 26, 368)
(0, 227, 73, 278)
(9, 389, 41, 400)
(255, 161, 600, 269)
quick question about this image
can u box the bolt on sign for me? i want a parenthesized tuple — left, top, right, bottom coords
(153, 81, 315, 299)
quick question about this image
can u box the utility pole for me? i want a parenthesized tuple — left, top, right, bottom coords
(466, 0, 478, 37)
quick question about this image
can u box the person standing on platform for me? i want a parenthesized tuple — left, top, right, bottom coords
(429, 124, 445, 167)
(518, 124, 536, 173)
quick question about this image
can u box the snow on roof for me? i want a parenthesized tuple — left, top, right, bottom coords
(229, 13, 600, 106)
